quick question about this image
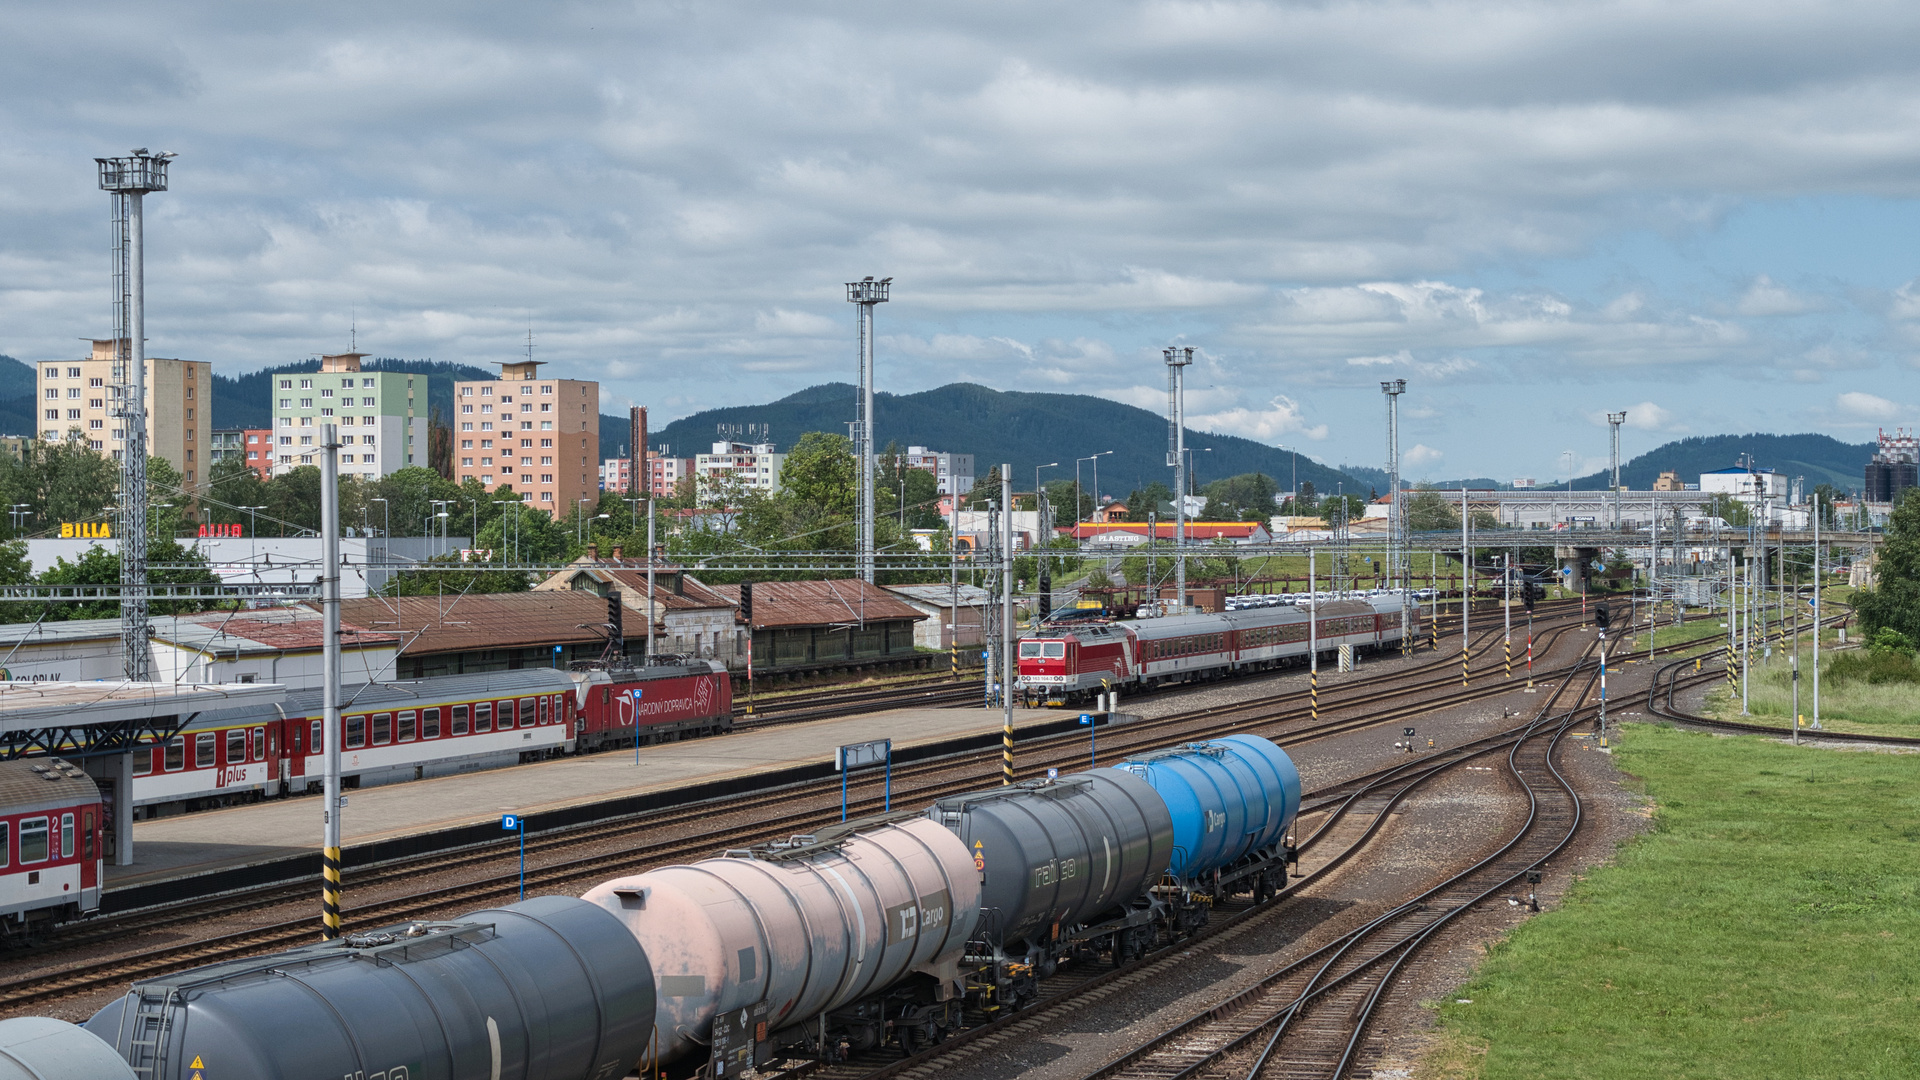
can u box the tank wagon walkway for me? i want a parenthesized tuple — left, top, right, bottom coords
(108, 703, 1055, 898)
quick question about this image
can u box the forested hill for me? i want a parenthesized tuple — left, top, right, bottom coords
(649, 382, 1368, 499)
(1565, 433, 1874, 492)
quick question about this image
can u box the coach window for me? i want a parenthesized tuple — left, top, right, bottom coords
(19, 818, 47, 864)
(452, 704, 469, 736)
(165, 736, 185, 771)
(520, 698, 536, 727)
(398, 711, 416, 742)
(475, 702, 492, 732)
(226, 729, 246, 764)
(373, 713, 393, 744)
(423, 708, 441, 739)
(61, 814, 73, 859)
(196, 733, 216, 769)
(133, 743, 152, 775)
(345, 715, 366, 748)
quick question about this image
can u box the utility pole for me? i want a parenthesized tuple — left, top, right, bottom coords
(1001, 463, 1015, 784)
(1383, 379, 1409, 656)
(846, 277, 891, 583)
(1607, 411, 1627, 531)
(1165, 347, 1193, 609)
(97, 149, 173, 682)
(320, 423, 343, 939)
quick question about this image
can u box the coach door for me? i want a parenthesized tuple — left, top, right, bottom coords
(288, 719, 307, 779)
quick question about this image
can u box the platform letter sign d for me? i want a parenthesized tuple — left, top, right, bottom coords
(501, 814, 519, 831)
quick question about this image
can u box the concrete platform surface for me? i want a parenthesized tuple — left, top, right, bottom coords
(111, 704, 1055, 890)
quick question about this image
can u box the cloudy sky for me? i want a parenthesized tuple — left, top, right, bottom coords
(5, 1, 1920, 482)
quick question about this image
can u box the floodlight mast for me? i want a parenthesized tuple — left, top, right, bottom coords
(97, 149, 173, 682)
(1165, 347, 1194, 608)
(847, 277, 891, 583)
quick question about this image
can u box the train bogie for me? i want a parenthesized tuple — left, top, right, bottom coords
(85, 896, 654, 1080)
(582, 816, 978, 1065)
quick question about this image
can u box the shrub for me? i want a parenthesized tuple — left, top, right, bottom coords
(1823, 648, 1920, 687)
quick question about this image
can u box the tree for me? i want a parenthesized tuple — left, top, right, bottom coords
(1123, 481, 1174, 520)
(1855, 488, 1920, 645)
(1404, 487, 1461, 532)
(779, 433, 856, 516)
(1705, 492, 1751, 527)
(1201, 473, 1279, 522)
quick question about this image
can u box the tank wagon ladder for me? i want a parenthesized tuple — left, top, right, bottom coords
(114, 986, 184, 1080)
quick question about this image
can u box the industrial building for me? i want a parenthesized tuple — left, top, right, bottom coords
(272, 351, 428, 479)
(452, 359, 601, 517)
(39, 339, 211, 493)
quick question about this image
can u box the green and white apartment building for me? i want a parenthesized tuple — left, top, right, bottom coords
(271, 352, 429, 479)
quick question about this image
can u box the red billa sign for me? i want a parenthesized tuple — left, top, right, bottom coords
(197, 523, 245, 538)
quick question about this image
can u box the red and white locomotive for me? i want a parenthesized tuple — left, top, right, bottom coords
(0, 759, 102, 940)
(126, 660, 732, 818)
(1018, 594, 1422, 705)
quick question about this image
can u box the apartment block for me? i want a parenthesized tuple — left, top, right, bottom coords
(272, 353, 427, 479)
(452, 361, 600, 517)
(39, 340, 212, 491)
(694, 441, 785, 494)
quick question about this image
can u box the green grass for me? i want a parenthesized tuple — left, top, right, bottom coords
(1431, 724, 1920, 1078)
(1709, 647, 1920, 737)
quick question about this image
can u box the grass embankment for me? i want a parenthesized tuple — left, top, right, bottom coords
(1423, 724, 1920, 1079)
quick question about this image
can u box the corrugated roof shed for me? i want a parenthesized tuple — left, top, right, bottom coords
(705, 580, 926, 631)
(330, 592, 613, 657)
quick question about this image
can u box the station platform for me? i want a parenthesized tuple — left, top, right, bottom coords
(105, 702, 1064, 910)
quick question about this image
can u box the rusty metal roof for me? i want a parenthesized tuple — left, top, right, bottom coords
(704, 579, 926, 631)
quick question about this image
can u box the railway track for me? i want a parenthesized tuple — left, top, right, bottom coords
(0, 610, 1604, 1011)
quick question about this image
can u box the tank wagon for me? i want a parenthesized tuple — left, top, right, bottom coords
(927, 769, 1174, 1006)
(1018, 593, 1424, 705)
(84, 895, 653, 1080)
(48, 736, 1301, 1074)
(1115, 734, 1302, 918)
(584, 816, 978, 1062)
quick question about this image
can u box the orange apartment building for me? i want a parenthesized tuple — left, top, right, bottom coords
(451, 360, 600, 517)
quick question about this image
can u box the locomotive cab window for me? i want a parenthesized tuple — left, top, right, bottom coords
(165, 736, 185, 771)
(452, 704, 469, 735)
(19, 818, 47, 864)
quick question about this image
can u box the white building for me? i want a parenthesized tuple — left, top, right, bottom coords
(273, 352, 429, 479)
(903, 446, 975, 495)
(1699, 467, 1789, 500)
(694, 441, 787, 494)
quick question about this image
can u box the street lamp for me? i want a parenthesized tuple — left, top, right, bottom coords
(1075, 452, 1112, 526)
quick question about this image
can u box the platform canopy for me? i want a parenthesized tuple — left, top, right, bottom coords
(0, 681, 287, 759)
